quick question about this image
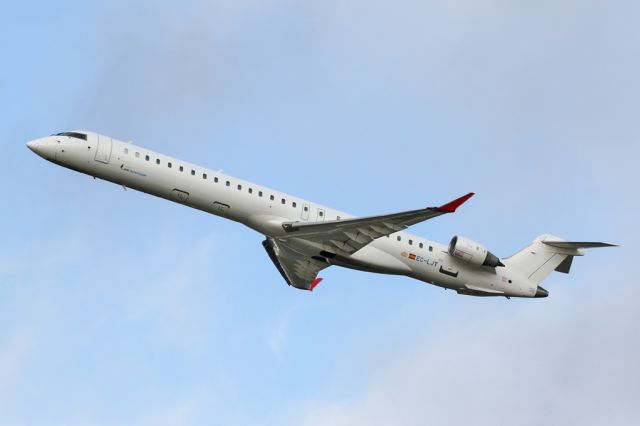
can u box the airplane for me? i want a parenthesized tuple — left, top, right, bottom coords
(26, 131, 615, 299)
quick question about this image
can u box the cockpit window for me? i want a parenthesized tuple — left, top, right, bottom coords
(54, 132, 87, 141)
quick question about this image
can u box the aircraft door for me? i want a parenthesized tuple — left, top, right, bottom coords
(95, 134, 113, 163)
(301, 203, 310, 221)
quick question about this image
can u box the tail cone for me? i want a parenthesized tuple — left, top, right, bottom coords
(535, 286, 549, 298)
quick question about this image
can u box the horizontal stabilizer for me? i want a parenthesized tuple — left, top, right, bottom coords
(555, 255, 574, 274)
(504, 235, 616, 285)
(542, 241, 617, 249)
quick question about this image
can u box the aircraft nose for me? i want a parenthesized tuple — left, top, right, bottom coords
(26, 139, 39, 152)
(26, 138, 53, 160)
(535, 286, 549, 298)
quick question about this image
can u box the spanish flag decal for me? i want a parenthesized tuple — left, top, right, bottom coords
(408, 253, 417, 260)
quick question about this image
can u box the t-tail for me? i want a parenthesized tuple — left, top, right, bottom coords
(502, 234, 616, 296)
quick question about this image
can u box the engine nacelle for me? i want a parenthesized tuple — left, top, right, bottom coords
(448, 236, 504, 268)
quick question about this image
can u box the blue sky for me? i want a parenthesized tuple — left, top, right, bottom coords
(2, 1, 639, 425)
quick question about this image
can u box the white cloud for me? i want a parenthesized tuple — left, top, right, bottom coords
(267, 311, 291, 361)
(0, 328, 34, 393)
(122, 231, 220, 348)
(131, 396, 200, 426)
(296, 281, 640, 426)
(9, 1, 638, 425)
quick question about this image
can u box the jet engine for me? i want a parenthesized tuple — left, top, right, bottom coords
(448, 236, 504, 268)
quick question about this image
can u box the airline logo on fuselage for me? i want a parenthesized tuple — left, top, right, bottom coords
(120, 164, 147, 177)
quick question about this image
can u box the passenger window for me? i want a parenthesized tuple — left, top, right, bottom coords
(168, 162, 172, 168)
(429, 246, 433, 252)
(292, 201, 297, 208)
(258, 191, 263, 197)
(179, 166, 184, 172)
(304, 206, 308, 212)
(248, 188, 253, 194)
(337, 216, 341, 220)
(145, 155, 149, 161)
(397, 236, 401, 242)
(191, 170, 195, 175)
(409, 239, 413, 245)
(226, 181, 230, 187)
(419, 242, 423, 249)
(135, 152, 140, 158)
(319, 211, 324, 217)
(281, 198, 286, 204)
(124, 148, 129, 154)
(237, 184, 242, 190)
(156, 159, 160, 165)
(270, 195, 274, 201)
(203, 173, 207, 179)
(214, 177, 218, 183)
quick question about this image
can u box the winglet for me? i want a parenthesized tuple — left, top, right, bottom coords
(309, 278, 323, 291)
(437, 192, 475, 213)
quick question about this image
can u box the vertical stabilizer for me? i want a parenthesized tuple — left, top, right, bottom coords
(503, 235, 615, 286)
(503, 235, 576, 285)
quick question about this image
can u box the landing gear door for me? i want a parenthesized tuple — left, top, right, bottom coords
(95, 135, 113, 164)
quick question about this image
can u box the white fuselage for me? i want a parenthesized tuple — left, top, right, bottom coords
(27, 131, 539, 298)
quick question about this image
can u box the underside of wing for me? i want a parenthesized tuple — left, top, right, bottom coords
(262, 238, 329, 291)
(280, 192, 474, 257)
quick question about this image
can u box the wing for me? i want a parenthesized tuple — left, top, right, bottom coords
(262, 192, 474, 291)
(262, 238, 329, 291)
(280, 192, 474, 257)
